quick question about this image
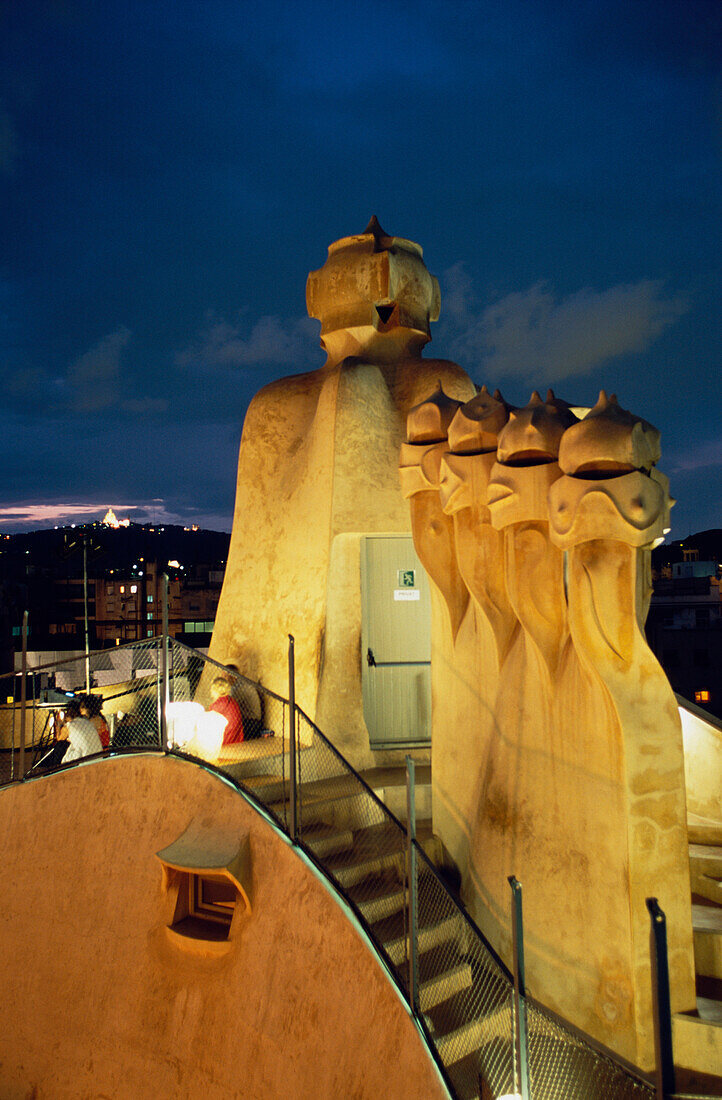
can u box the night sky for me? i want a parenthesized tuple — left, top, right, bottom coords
(2, 1, 721, 536)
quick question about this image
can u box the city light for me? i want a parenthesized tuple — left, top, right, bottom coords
(102, 507, 130, 528)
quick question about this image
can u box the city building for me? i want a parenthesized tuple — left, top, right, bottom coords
(648, 537, 722, 720)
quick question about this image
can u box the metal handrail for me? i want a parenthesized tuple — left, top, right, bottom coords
(294, 705, 411, 835)
(413, 836, 513, 984)
(169, 637, 292, 705)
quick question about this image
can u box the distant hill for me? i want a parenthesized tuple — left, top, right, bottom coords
(0, 522, 231, 580)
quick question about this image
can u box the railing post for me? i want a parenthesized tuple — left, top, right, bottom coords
(288, 634, 298, 841)
(19, 610, 28, 781)
(83, 536, 90, 694)
(161, 576, 169, 748)
(646, 898, 676, 1100)
(406, 755, 420, 1014)
(508, 875, 531, 1100)
(158, 576, 169, 748)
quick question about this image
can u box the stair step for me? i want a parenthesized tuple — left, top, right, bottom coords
(419, 961, 473, 1012)
(424, 987, 516, 1066)
(325, 846, 402, 890)
(689, 814, 722, 846)
(302, 824, 355, 859)
(698, 996, 722, 1025)
(693, 904, 722, 933)
(387, 940, 472, 1002)
(692, 875, 722, 907)
(673, 1004, 722, 1085)
(444, 1050, 511, 1100)
(691, 844, 722, 873)
(349, 870, 406, 925)
(322, 819, 437, 889)
(690, 845, 722, 907)
(376, 912, 461, 967)
(427, 1013, 486, 1067)
(693, 904, 722, 982)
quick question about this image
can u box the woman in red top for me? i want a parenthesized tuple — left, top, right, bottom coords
(209, 677, 245, 744)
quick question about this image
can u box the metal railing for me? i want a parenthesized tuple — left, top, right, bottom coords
(0, 636, 682, 1099)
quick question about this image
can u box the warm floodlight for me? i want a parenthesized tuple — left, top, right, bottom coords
(194, 711, 227, 759)
(166, 700, 205, 749)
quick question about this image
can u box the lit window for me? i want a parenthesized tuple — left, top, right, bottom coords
(130, 584, 138, 594)
(147, 629, 154, 637)
(147, 595, 153, 603)
(147, 612, 154, 620)
(695, 690, 711, 703)
(120, 585, 125, 594)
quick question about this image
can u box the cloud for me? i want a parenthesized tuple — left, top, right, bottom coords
(67, 327, 131, 411)
(0, 498, 232, 534)
(669, 438, 722, 473)
(0, 503, 139, 529)
(177, 313, 319, 370)
(442, 269, 688, 384)
(65, 327, 167, 414)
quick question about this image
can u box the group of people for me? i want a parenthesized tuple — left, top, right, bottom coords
(39, 674, 266, 771)
(48, 693, 110, 765)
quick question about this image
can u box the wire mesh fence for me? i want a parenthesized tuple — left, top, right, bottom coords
(293, 709, 411, 997)
(412, 842, 517, 1100)
(0, 638, 165, 780)
(1, 637, 660, 1100)
(524, 998, 655, 1100)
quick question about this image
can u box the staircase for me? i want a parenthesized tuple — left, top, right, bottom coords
(238, 758, 516, 1099)
(235, 741, 722, 1097)
(672, 813, 722, 1093)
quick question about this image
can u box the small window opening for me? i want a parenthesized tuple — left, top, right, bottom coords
(157, 824, 251, 952)
(191, 874, 236, 926)
(172, 872, 238, 942)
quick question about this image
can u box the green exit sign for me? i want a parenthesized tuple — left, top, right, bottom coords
(398, 569, 415, 588)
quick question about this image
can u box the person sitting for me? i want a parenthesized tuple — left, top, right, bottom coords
(57, 700, 103, 762)
(209, 676, 245, 745)
(223, 662, 264, 738)
(80, 693, 110, 749)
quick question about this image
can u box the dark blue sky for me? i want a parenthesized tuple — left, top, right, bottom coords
(2, 0, 721, 535)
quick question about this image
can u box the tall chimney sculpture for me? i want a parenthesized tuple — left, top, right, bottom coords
(209, 219, 474, 767)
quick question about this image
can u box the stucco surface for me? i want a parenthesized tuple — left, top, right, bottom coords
(0, 755, 448, 1100)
